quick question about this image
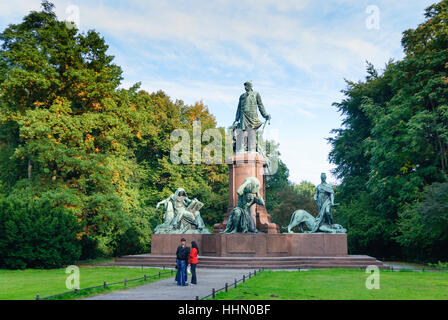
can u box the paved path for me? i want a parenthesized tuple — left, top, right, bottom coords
(84, 268, 252, 300)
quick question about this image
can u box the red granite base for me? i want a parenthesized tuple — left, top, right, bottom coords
(150, 233, 348, 257)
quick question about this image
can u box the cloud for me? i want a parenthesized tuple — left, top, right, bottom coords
(0, 0, 435, 186)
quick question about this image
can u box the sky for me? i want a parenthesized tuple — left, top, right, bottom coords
(0, 0, 436, 185)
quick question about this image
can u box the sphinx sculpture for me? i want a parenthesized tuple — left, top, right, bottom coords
(285, 173, 347, 234)
(154, 188, 210, 234)
(221, 177, 264, 233)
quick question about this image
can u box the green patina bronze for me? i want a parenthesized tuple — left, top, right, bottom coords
(154, 188, 210, 234)
(221, 177, 264, 233)
(230, 81, 271, 153)
(230, 81, 271, 131)
(285, 173, 347, 234)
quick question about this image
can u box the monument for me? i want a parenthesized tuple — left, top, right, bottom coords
(118, 81, 383, 269)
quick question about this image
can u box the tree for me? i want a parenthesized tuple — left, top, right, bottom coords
(0, 2, 154, 259)
(329, 1, 448, 261)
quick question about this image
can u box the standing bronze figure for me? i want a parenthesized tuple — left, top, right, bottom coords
(230, 81, 271, 153)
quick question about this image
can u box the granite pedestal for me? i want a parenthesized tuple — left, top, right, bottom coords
(150, 233, 348, 257)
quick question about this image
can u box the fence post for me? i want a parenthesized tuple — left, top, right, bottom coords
(103, 281, 106, 289)
(36, 294, 40, 300)
(249, 272, 251, 278)
(225, 283, 228, 292)
(212, 288, 215, 299)
(171, 269, 174, 275)
(234, 278, 237, 288)
(124, 277, 127, 287)
(254, 269, 257, 276)
(243, 275, 245, 283)
(159, 271, 161, 279)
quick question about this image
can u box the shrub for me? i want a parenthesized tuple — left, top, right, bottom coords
(0, 198, 82, 269)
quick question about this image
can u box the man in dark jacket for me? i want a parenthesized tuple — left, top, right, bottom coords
(175, 238, 190, 286)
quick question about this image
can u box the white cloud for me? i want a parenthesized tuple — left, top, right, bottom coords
(1, 0, 434, 187)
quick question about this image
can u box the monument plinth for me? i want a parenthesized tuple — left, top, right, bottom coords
(213, 152, 279, 234)
(150, 233, 348, 257)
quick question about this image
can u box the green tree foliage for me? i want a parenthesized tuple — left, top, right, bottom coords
(0, 2, 229, 266)
(269, 183, 318, 229)
(329, 1, 448, 261)
(396, 182, 448, 261)
(0, 196, 82, 269)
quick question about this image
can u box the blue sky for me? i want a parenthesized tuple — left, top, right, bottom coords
(0, 1, 435, 184)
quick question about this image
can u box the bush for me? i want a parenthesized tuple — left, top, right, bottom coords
(0, 198, 82, 269)
(396, 182, 448, 262)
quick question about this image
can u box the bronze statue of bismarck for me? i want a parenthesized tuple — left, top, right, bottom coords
(230, 81, 271, 153)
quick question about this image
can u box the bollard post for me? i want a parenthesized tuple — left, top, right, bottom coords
(124, 277, 127, 287)
(36, 294, 40, 300)
(249, 272, 251, 278)
(212, 288, 215, 299)
(254, 269, 257, 276)
(144, 274, 147, 281)
(103, 281, 106, 289)
(243, 275, 245, 283)
(159, 271, 161, 279)
(171, 269, 174, 275)
(196, 296, 199, 300)
(225, 283, 228, 292)
(234, 278, 237, 288)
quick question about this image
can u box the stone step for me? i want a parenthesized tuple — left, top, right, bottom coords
(117, 254, 378, 260)
(115, 257, 379, 264)
(114, 259, 380, 266)
(110, 262, 384, 269)
(111, 254, 384, 269)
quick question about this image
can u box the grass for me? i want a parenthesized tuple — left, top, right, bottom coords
(212, 269, 448, 300)
(0, 266, 174, 300)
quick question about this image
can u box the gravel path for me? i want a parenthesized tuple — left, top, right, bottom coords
(84, 268, 253, 300)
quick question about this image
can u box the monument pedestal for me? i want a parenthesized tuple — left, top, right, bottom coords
(213, 152, 279, 234)
(150, 233, 348, 257)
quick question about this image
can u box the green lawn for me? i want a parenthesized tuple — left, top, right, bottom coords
(212, 269, 448, 300)
(0, 266, 173, 300)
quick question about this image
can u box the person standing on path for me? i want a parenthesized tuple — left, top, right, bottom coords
(175, 238, 190, 286)
(189, 241, 199, 285)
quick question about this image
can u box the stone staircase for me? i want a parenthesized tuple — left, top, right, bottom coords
(109, 254, 384, 269)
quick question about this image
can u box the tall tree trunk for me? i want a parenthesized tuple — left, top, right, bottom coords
(28, 159, 32, 180)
